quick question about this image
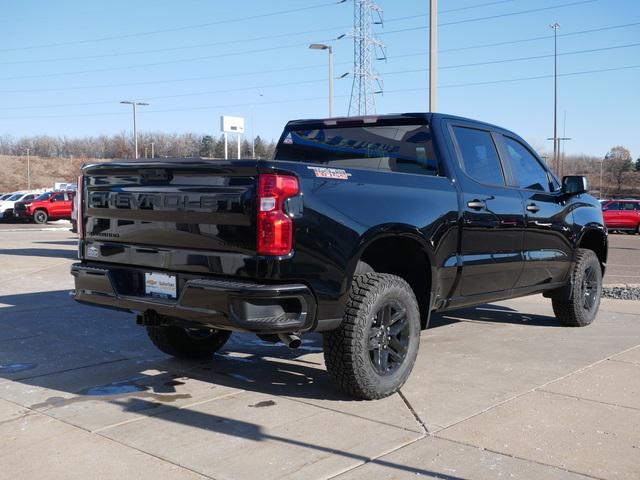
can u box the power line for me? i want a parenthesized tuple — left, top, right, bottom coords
(438, 21, 640, 53)
(384, 0, 597, 26)
(0, 0, 526, 60)
(0, 63, 637, 120)
(2, 40, 639, 111)
(0, 1, 343, 53)
(0, 42, 317, 81)
(1, 20, 637, 95)
(0, 0, 602, 81)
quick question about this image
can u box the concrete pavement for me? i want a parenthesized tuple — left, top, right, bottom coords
(0, 229, 639, 479)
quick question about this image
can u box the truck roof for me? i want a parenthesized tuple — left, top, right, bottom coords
(284, 112, 508, 133)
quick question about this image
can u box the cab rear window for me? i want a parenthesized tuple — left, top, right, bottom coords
(275, 125, 439, 176)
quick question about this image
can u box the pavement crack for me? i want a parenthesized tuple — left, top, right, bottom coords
(435, 436, 606, 480)
(537, 388, 640, 412)
(398, 389, 429, 434)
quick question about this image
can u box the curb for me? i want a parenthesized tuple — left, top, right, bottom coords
(602, 284, 640, 301)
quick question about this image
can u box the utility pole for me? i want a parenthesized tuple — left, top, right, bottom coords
(309, 44, 334, 117)
(429, 0, 438, 112)
(26, 148, 31, 190)
(547, 136, 571, 177)
(550, 23, 560, 173)
(120, 100, 149, 159)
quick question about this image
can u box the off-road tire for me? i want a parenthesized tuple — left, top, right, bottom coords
(354, 261, 374, 275)
(33, 209, 48, 224)
(146, 325, 231, 359)
(323, 273, 421, 400)
(552, 249, 602, 327)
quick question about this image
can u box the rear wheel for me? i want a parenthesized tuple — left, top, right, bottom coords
(552, 249, 602, 327)
(33, 209, 48, 224)
(323, 273, 421, 400)
(146, 325, 231, 359)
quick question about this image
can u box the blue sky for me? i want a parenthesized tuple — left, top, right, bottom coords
(0, 0, 638, 157)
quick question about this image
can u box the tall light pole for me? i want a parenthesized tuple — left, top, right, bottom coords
(550, 22, 560, 173)
(309, 43, 334, 117)
(26, 148, 31, 190)
(429, 0, 438, 112)
(120, 100, 149, 159)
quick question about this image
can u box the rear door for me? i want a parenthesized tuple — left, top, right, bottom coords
(447, 122, 525, 298)
(497, 134, 573, 288)
(602, 201, 621, 227)
(619, 201, 640, 229)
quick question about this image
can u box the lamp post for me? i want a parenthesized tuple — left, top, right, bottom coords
(550, 22, 560, 173)
(120, 101, 149, 159)
(26, 148, 31, 190)
(309, 43, 334, 117)
(600, 154, 608, 199)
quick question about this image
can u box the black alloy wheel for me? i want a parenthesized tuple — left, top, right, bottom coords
(368, 300, 410, 375)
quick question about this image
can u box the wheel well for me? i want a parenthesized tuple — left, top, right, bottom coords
(359, 237, 432, 326)
(578, 229, 607, 271)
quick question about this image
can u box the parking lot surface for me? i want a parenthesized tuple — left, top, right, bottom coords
(1, 227, 639, 479)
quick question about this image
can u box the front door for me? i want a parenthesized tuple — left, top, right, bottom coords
(448, 124, 525, 298)
(497, 134, 573, 288)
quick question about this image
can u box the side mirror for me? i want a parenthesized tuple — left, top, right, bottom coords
(50, 197, 56, 202)
(562, 175, 588, 195)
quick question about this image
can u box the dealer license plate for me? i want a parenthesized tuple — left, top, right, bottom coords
(144, 272, 177, 299)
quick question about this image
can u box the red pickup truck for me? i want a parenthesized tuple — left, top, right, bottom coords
(14, 191, 76, 224)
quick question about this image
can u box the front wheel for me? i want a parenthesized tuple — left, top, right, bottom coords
(33, 210, 48, 224)
(146, 325, 231, 359)
(552, 249, 602, 327)
(323, 273, 421, 400)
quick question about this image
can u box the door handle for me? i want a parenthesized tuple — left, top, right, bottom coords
(467, 200, 485, 210)
(526, 203, 540, 213)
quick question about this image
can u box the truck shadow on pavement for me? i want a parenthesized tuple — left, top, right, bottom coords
(0, 289, 562, 480)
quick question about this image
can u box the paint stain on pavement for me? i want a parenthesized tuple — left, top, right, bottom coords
(249, 400, 276, 408)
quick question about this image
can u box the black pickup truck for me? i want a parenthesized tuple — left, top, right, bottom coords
(72, 113, 607, 399)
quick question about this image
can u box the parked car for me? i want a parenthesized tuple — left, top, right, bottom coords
(0, 191, 39, 220)
(14, 190, 75, 224)
(602, 200, 640, 234)
(71, 113, 607, 399)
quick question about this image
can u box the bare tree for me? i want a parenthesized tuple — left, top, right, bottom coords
(605, 146, 633, 194)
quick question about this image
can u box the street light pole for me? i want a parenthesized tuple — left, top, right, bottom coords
(600, 154, 607, 199)
(26, 148, 31, 190)
(429, 0, 438, 112)
(550, 23, 560, 173)
(120, 101, 149, 159)
(309, 43, 334, 117)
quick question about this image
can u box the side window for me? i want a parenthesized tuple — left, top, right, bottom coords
(502, 137, 550, 192)
(52, 193, 65, 201)
(605, 202, 620, 211)
(452, 126, 505, 186)
(622, 202, 635, 211)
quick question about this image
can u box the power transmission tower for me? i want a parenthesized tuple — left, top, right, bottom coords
(347, 0, 386, 116)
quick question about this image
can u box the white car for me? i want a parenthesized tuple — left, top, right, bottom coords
(0, 191, 39, 219)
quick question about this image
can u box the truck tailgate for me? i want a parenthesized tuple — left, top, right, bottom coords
(81, 160, 259, 274)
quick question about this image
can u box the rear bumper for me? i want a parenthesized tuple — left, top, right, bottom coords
(71, 263, 317, 333)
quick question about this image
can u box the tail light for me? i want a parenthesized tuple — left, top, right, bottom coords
(77, 174, 85, 239)
(257, 173, 299, 256)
